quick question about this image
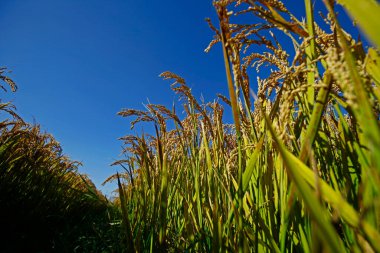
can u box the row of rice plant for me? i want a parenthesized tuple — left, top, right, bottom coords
(0, 69, 123, 252)
(111, 0, 380, 252)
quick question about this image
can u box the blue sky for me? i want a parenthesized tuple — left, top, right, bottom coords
(0, 0, 229, 195)
(0, 1, 358, 196)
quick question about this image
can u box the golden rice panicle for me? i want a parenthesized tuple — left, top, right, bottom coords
(0, 67, 17, 92)
(159, 71, 186, 85)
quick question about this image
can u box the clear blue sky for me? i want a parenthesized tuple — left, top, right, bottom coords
(0, 1, 358, 196)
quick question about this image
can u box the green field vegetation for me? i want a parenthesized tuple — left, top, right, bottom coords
(2, 0, 380, 252)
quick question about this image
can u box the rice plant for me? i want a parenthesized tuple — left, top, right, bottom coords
(0, 69, 122, 252)
(110, 0, 380, 252)
(1, 0, 380, 251)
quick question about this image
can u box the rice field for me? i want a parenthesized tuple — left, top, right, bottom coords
(2, 0, 380, 252)
(0, 71, 121, 251)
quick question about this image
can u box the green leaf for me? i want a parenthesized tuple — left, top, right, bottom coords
(336, 0, 380, 48)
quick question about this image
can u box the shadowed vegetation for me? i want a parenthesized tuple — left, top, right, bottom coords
(0, 70, 125, 252)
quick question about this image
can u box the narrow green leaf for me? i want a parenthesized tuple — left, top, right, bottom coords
(336, 0, 380, 48)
